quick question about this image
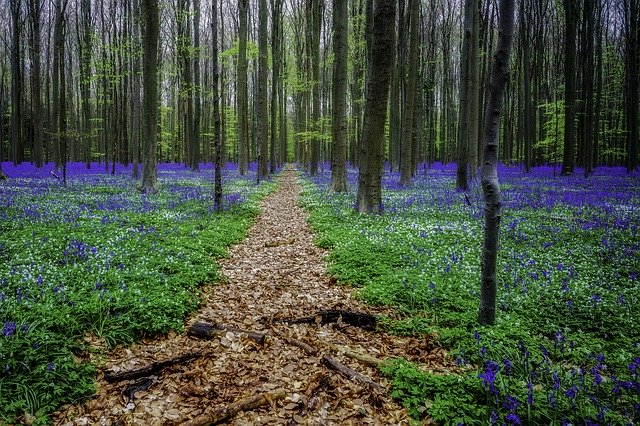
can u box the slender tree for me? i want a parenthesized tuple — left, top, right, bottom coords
(561, 0, 578, 175)
(212, 0, 222, 210)
(356, 0, 396, 214)
(10, 0, 23, 166)
(330, 0, 348, 192)
(400, 0, 420, 187)
(257, 0, 269, 182)
(237, 0, 249, 175)
(139, 0, 159, 193)
(309, 0, 322, 176)
(478, 0, 516, 325)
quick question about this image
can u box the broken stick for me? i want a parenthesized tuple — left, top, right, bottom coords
(321, 354, 384, 391)
(271, 328, 318, 355)
(318, 339, 382, 368)
(188, 322, 266, 345)
(283, 310, 377, 330)
(182, 388, 286, 426)
(104, 352, 202, 383)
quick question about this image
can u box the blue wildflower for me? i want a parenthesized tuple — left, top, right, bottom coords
(505, 413, 521, 425)
(2, 321, 17, 337)
(565, 385, 578, 399)
(503, 394, 521, 411)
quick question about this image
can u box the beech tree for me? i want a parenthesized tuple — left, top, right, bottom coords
(356, 0, 396, 214)
(330, 0, 348, 192)
(139, 0, 159, 194)
(478, 0, 516, 325)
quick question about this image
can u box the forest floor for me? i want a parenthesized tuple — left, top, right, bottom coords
(52, 168, 449, 425)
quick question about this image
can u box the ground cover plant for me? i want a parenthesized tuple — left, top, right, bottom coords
(301, 163, 640, 425)
(0, 162, 274, 424)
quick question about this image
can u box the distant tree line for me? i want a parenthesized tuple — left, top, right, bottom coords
(0, 0, 638, 183)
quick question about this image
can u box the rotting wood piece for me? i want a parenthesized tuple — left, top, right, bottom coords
(318, 338, 383, 367)
(265, 237, 295, 247)
(321, 354, 384, 391)
(188, 322, 266, 345)
(271, 328, 318, 355)
(104, 352, 202, 383)
(122, 376, 156, 401)
(182, 388, 286, 426)
(300, 374, 331, 416)
(283, 310, 377, 330)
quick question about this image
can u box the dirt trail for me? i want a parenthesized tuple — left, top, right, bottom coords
(54, 168, 447, 425)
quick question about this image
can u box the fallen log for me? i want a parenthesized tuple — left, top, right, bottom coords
(283, 310, 377, 330)
(271, 328, 318, 355)
(182, 388, 286, 426)
(104, 352, 202, 383)
(321, 355, 384, 391)
(188, 322, 266, 345)
(318, 339, 382, 368)
(122, 376, 156, 400)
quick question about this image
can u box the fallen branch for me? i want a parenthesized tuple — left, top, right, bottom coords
(122, 376, 157, 401)
(321, 354, 384, 391)
(50, 170, 61, 181)
(188, 322, 266, 345)
(182, 389, 286, 426)
(104, 352, 202, 383)
(0, 172, 7, 181)
(283, 310, 377, 330)
(318, 339, 382, 368)
(265, 238, 295, 247)
(300, 374, 331, 416)
(271, 328, 318, 355)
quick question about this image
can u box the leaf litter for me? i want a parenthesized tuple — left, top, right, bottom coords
(53, 168, 454, 425)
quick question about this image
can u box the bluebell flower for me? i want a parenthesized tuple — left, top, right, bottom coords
(490, 411, 498, 424)
(503, 358, 513, 376)
(503, 394, 521, 411)
(505, 413, 521, 425)
(549, 392, 556, 408)
(47, 362, 55, 371)
(2, 321, 17, 337)
(565, 385, 578, 399)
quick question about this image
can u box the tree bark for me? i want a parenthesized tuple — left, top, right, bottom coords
(139, 0, 159, 193)
(400, 0, 419, 187)
(478, 0, 515, 325)
(237, 0, 249, 175)
(309, 0, 322, 176)
(257, 0, 269, 182)
(28, 0, 43, 168)
(330, 0, 348, 192)
(561, 0, 578, 175)
(212, 0, 223, 211)
(356, 0, 396, 214)
(10, 0, 24, 166)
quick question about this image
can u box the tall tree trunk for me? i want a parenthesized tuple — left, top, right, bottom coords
(78, 0, 92, 169)
(561, 0, 578, 175)
(356, 0, 396, 214)
(131, 0, 142, 178)
(212, 0, 223, 211)
(193, 0, 201, 170)
(139, 0, 159, 193)
(257, 0, 269, 181)
(468, 0, 481, 178)
(270, 0, 282, 174)
(10, 0, 23, 166)
(309, 0, 322, 176)
(400, 0, 419, 187)
(29, 0, 43, 168)
(330, 0, 348, 192)
(626, 0, 639, 172)
(237, 0, 249, 175)
(478, 0, 516, 326)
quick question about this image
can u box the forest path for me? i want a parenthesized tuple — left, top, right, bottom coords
(54, 168, 447, 425)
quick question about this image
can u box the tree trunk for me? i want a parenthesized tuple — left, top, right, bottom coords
(28, 0, 43, 168)
(78, 0, 92, 169)
(270, 0, 282, 174)
(257, 0, 269, 182)
(400, 0, 419, 187)
(193, 0, 201, 171)
(237, 0, 249, 175)
(330, 0, 348, 192)
(309, 0, 322, 176)
(131, 0, 142, 178)
(561, 0, 578, 175)
(626, 0, 639, 172)
(10, 0, 23, 166)
(478, 0, 515, 326)
(212, 0, 223, 211)
(356, 0, 396, 214)
(139, 0, 159, 193)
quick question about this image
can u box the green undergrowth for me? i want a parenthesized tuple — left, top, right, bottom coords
(0, 175, 276, 424)
(300, 174, 640, 425)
